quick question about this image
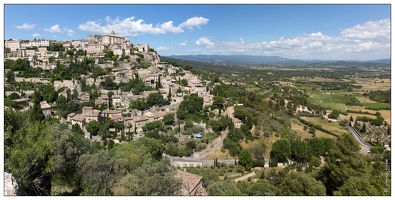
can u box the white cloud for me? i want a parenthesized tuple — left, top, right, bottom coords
(157, 46, 172, 51)
(67, 30, 75, 36)
(158, 21, 184, 34)
(340, 19, 390, 41)
(202, 19, 390, 60)
(240, 38, 244, 44)
(78, 16, 208, 36)
(44, 24, 63, 33)
(196, 37, 215, 47)
(62, 27, 75, 36)
(15, 23, 36, 30)
(180, 43, 186, 46)
(31, 33, 40, 37)
(78, 16, 182, 36)
(179, 16, 209, 31)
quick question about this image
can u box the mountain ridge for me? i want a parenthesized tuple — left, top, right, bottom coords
(165, 55, 390, 65)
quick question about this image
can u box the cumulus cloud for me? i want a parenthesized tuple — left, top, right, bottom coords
(31, 33, 41, 37)
(340, 19, 390, 41)
(78, 16, 209, 37)
(44, 24, 63, 33)
(15, 23, 36, 30)
(240, 38, 244, 44)
(79, 16, 183, 36)
(196, 37, 215, 47)
(180, 43, 187, 46)
(201, 19, 390, 60)
(179, 16, 209, 31)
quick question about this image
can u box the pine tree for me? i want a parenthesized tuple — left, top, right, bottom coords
(350, 115, 354, 122)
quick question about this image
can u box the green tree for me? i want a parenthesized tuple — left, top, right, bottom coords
(361, 123, 367, 133)
(246, 180, 279, 195)
(206, 179, 243, 196)
(186, 140, 197, 150)
(163, 113, 175, 125)
(180, 78, 188, 86)
(213, 96, 225, 114)
(270, 138, 291, 162)
(147, 92, 164, 107)
(350, 115, 354, 122)
(77, 150, 127, 196)
(85, 120, 101, 136)
(238, 149, 254, 171)
(334, 174, 388, 195)
(7, 122, 55, 195)
(29, 90, 45, 123)
(51, 123, 91, 187)
(115, 159, 182, 196)
(279, 172, 326, 195)
(328, 110, 340, 119)
(310, 156, 321, 167)
(111, 142, 152, 171)
(129, 98, 148, 111)
(136, 137, 165, 160)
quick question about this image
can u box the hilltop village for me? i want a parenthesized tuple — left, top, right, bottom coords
(4, 31, 218, 141)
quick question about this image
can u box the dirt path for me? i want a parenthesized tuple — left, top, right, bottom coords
(233, 171, 256, 182)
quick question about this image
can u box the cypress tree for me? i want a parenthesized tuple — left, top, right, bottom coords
(29, 90, 45, 123)
(361, 123, 367, 133)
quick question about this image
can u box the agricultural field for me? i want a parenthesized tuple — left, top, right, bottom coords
(307, 93, 355, 111)
(301, 116, 349, 137)
(345, 105, 391, 125)
(291, 119, 336, 140)
(363, 103, 391, 110)
(353, 78, 391, 92)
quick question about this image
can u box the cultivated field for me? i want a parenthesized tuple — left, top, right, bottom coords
(353, 78, 391, 92)
(291, 119, 336, 140)
(302, 117, 348, 136)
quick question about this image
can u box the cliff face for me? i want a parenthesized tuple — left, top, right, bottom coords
(143, 52, 160, 65)
(4, 172, 28, 196)
(130, 52, 160, 66)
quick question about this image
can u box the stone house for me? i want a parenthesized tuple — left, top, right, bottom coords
(13, 98, 29, 108)
(82, 106, 101, 123)
(68, 113, 86, 130)
(112, 95, 122, 107)
(40, 101, 52, 117)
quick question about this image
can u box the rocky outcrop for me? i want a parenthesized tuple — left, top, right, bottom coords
(4, 172, 28, 196)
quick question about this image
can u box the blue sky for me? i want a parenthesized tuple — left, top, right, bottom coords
(3, 3, 391, 60)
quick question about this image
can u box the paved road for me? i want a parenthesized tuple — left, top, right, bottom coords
(346, 124, 373, 155)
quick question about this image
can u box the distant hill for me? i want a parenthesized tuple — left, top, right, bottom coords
(166, 55, 295, 65)
(165, 55, 390, 65)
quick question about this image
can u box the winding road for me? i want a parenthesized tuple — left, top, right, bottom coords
(346, 124, 373, 155)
